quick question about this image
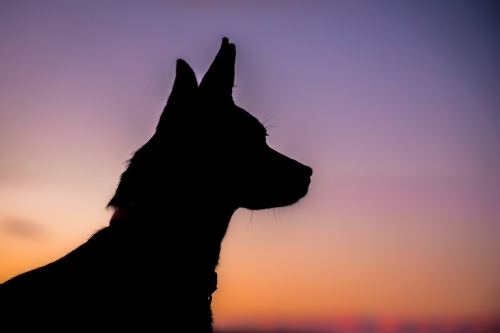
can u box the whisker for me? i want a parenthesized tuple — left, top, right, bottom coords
(262, 115, 277, 127)
(247, 210, 254, 229)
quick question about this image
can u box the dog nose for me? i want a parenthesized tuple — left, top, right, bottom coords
(304, 165, 313, 177)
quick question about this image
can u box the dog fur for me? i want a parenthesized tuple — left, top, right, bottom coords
(0, 38, 312, 331)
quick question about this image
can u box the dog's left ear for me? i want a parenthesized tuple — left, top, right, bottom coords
(199, 37, 236, 103)
(157, 59, 198, 132)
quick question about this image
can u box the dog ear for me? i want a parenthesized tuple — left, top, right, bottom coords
(156, 59, 198, 132)
(199, 37, 236, 102)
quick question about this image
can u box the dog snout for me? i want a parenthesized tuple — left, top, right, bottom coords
(294, 162, 312, 183)
(303, 165, 313, 178)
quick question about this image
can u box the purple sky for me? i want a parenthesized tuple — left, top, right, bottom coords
(1, 1, 499, 328)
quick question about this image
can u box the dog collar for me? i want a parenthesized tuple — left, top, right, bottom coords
(110, 206, 133, 222)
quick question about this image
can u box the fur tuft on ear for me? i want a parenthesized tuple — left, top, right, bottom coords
(157, 59, 198, 132)
(199, 37, 236, 101)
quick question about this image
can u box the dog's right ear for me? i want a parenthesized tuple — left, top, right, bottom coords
(156, 59, 198, 132)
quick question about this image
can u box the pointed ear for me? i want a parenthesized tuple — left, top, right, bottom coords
(157, 59, 198, 131)
(199, 37, 236, 101)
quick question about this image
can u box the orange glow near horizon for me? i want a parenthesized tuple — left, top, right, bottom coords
(210, 205, 500, 323)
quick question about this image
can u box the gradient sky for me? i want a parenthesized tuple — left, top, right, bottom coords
(1, 1, 499, 331)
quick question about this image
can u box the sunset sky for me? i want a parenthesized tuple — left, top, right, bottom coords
(1, 1, 499, 332)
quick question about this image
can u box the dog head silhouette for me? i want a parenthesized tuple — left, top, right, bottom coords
(0, 38, 312, 332)
(108, 38, 312, 215)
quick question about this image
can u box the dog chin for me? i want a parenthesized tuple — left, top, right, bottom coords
(244, 187, 310, 210)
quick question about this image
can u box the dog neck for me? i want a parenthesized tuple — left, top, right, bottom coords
(109, 203, 222, 301)
(109, 202, 236, 269)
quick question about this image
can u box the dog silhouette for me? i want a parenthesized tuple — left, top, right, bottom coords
(0, 38, 312, 331)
